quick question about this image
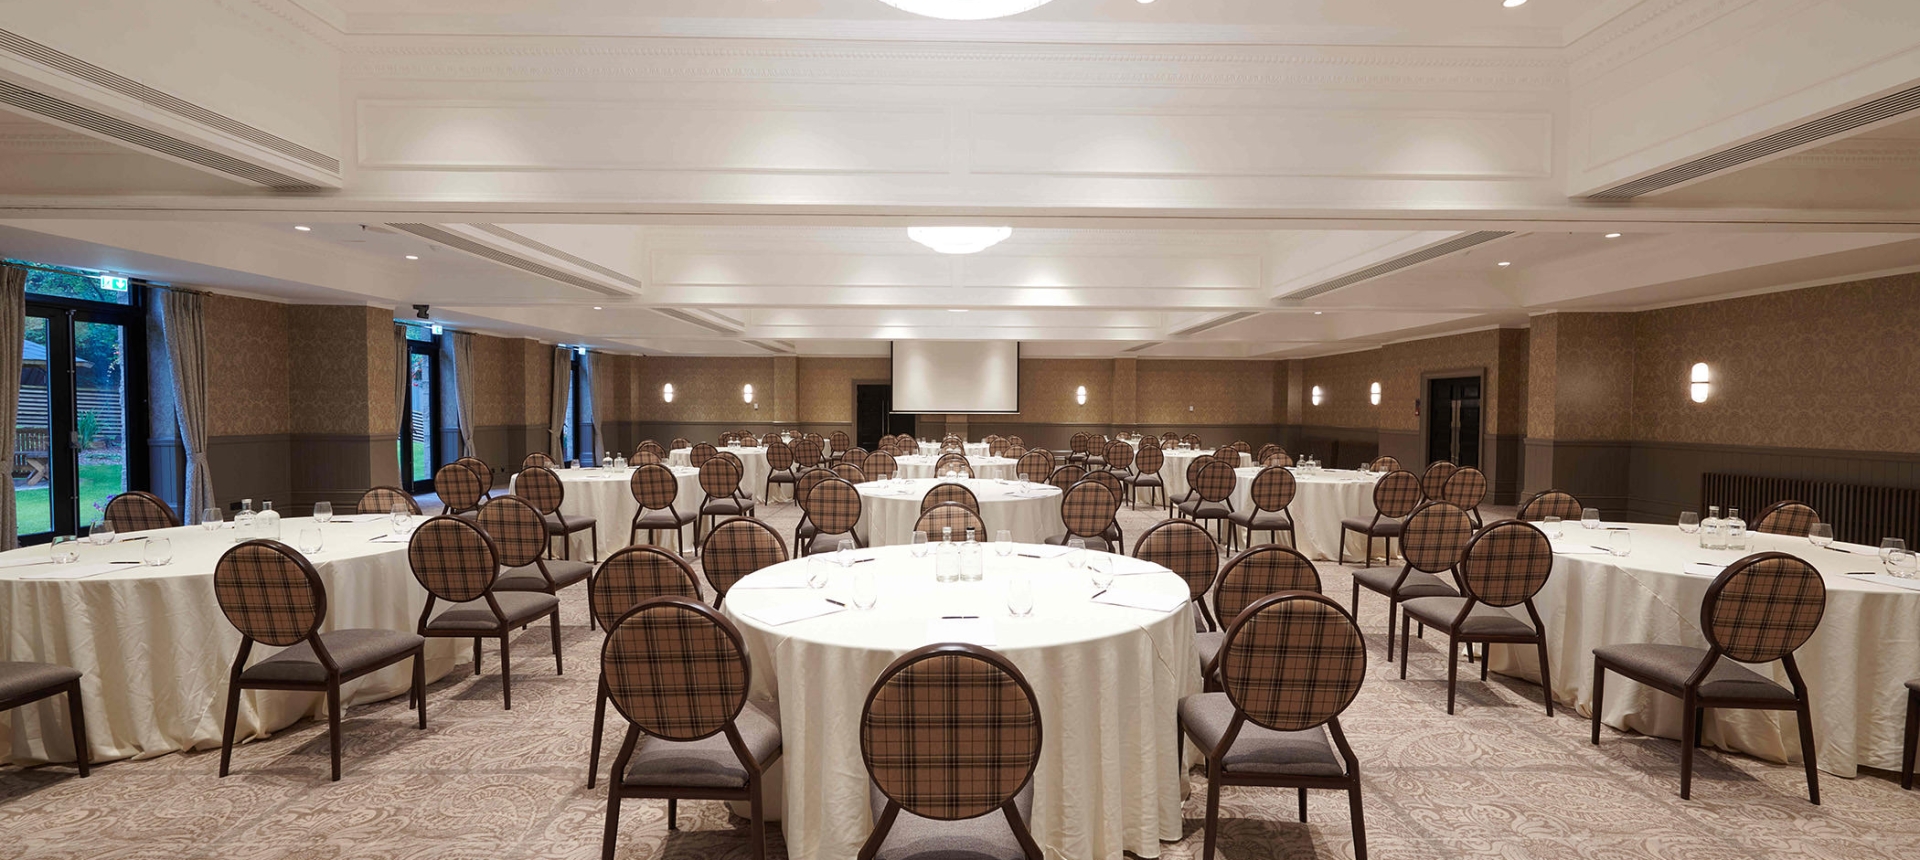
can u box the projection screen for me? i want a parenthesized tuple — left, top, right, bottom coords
(890, 341, 1021, 414)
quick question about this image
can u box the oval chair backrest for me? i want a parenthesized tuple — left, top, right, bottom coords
(670, 438, 691, 451)
(1214, 545, 1322, 622)
(1078, 469, 1123, 501)
(635, 440, 665, 459)
(456, 456, 493, 494)
(214, 539, 324, 647)
(1192, 460, 1237, 504)
(832, 463, 868, 484)
(1231, 441, 1251, 454)
(103, 491, 181, 532)
(407, 515, 500, 603)
(807, 478, 862, 535)
(794, 468, 833, 516)
(1248, 466, 1297, 513)
(988, 437, 1011, 457)
(1371, 470, 1423, 519)
(1220, 592, 1366, 733)
(1069, 433, 1088, 455)
(591, 546, 704, 631)
(843, 448, 869, 471)
(793, 437, 824, 468)
(475, 495, 548, 568)
(630, 463, 680, 510)
(1256, 444, 1279, 463)
(604, 598, 750, 742)
(1441, 467, 1488, 510)
(1518, 490, 1583, 522)
(935, 453, 972, 475)
(1754, 501, 1821, 537)
(1017, 450, 1052, 483)
(916, 502, 985, 539)
(696, 517, 789, 602)
(1183, 454, 1215, 489)
(1133, 445, 1164, 476)
(1047, 464, 1085, 490)
(765, 440, 794, 471)
(1371, 455, 1401, 473)
(921, 483, 981, 515)
(1703, 552, 1827, 664)
(359, 486, 421, 516)
(861, 644, 1041, 822)
(699, 456, 744, 499)
(1458, 520, 1553, 608)
(1400, 502, 1474, 574)
(436, 462, 484, 512)
(1182, 434, 1202, 447)
(1420, 461, 1458, 501)
(1059, 482, 1118, 539)
(689, 442, 718, 469)
(1134, 518, 1220, 601)
(865, 450, 898, 479)
(523, 452, 556, 469)
(514, 465, 566, 515)
(1105, 441, 1134, 471)
(831, 431, 850, 452)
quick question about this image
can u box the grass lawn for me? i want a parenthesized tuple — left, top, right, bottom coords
(14, 463, 125, 538)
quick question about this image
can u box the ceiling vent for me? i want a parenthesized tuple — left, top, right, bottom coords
(387, 224, 632, 297)
(653, 308, 743, 336)
(745, 340, 793, 355)
(1589, 83, 1920, 199)
(472, 225, 644, 292)
(1277, 231, 1513, 302)
(1122, 341, 1163, 353)
(1172, 312, 1259, 338)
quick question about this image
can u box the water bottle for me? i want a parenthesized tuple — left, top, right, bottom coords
(961, 527, 983, 582)
(233, 499, 256, 543)
(1700, 506, 1721, 549)
(256, 500, 281, 541)
(1726, 508, 1748, 551)
(935, 529, 959, 584)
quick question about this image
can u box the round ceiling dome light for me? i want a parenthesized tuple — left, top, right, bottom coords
(908, 226, 1013, 255)
(878, 0, 1054, 20)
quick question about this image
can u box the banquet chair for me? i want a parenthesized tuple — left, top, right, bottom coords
(0, 660, 90, 778)
(803, 477, 864, 556)
(1067, 432, 1090, 465)
(1168, 454, 1216, 519)
(832, 463, 869, 484)
(1124, 444, 1166, 511)
(842, 448, 870, 474)
(456, 456, 493, 496)
(1399, 520, 1555, 715)
(792, 468, 835, 553)
(215, 539, 426, 780)
(1076, 471, 1129, 552)
(933, 452, 973, 478)
(1354, 501, 1471, 661)
(102, 490, 180, 532)
(856, 644, 1043, 860)
(1229, 441, 1251, 460)
(1517, 489, 1583, 522)
(1104, 439, 1133, 478)
(761, 433, 781, 448)
(1084, 434, 1109, 469)
(1178, 592, 1369, 860)
(585, 546, 704, 789)
(1160, 432, 1180, 448)
(1016, 450, 1052, 483)
(1008, 435, 1024, 449)
(1178, 459, 1238, 549)
(1003, 445, 1027, 461)
(921, 483, 981, 516)
(1256, 444, 1280, 464)
(1339, 470, 1422, 568)
(697, 456, 757, 550)
(1592, 552, 1827, 803)
(917, 502, 985, 541)
(517, 465, 599, 562)
(1182, 433, 1202, 448)
(1046, 464, 1086, 491)
(635, 440, 666, 460)
(865, 450, 898, 480)
(358, 486, 420, 516)
(700, 517, 788, 609)
(688, 442, 719, 470)
(669, 438, 691, 451)
(1904, 679, 1918, 790)
(830, 431, 852, 461)
(523, 452, 557, 469)
(482, 495, 594, 626)
(601, 598, 782, 860)
(1227, 465, 1297, 552)
(628, 463, 693, 556)
(1370, 455, 1401, 473)
(1263, 451, 1292, 468)
(437, 462, 486, 518)
(1440, 467, 1489, 530)
(988, 436, 1011, 457)
(1755, 500, 1821, 537)
(1196, 544, 1321, 691)
(631, 449, 662, 466)
(1134, 519, 1222, 631)
(764, 440, 798, 504)
(793, 437, 826, 479)
(408, 515, 563, 710)
(1419, 461, 1458, 503)
(1047, 483, 1119, 553)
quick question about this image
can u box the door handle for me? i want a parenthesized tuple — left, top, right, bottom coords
(69, 430, 83, 448)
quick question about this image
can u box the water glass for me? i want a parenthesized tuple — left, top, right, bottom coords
(49, 536, 79, 564)
(852, 568, 878, 609)
(1678, 511, 1699, 534)
(89, 518, 116, 546)
(1089, 553, 1115, 590)
(836, 539, 858, 568)
(313, 501, 333, 524)
(1608, 529, 1633, 557)
(910, 531, 930, 558)
(1581, 508, 1601, 530)
(807, 556, 830, 589)
(1879, 538, 1906, 561)
(390, 502, 413, 534)
(298, 527, 324, 555)
(1006, 571, 1034, 618)
(144, 537, 173, 567)
(994, 530, 1013, 557)
(1885, 549, 1917, 580)
(1067, 538, 1087, 571)
(1807, 523, 1834, 549)
(202, 508, 223, 531)
(1541, 515, 1563, 539)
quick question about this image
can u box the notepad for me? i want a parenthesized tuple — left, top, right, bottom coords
(1550, 540, 1608, 555)
(731, 569, 816, 590)
(1111, 555, 1169, 576)
(14, 562, 137, 580)
(1846, 574, 1920, 593)
(1681, 562, 1725, 578)
(926, 616, 997, 646)
(740, 598, 847, 626)
(1092, 589, 1188, 613)
(1016, 544, 1076, 559)
(369, 529, 420, 543)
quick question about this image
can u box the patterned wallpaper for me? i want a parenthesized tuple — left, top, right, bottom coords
(1136, 359, 1280, 425)
(287, 306, 374, 435)
(363, 309, 398, 436)
(1016, 358, 1112, 424)
(1112, 358, 1138, 425)
(1527, 313, 1558, 439)
(1496, 328, 1529, 439)
(520, 339, 551, 425)
(204, 293, 289, 437)
(466, 332, 524, 427)
(1378, 328, 1525, 435)
(1298, 349, 1381, 430)
(1552, 313, 1636, 441)
(633, 356, 778, 424)
(797, 357, 889, 423)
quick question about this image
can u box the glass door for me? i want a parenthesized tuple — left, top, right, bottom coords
(402, 340, 437, 493)
(14, 315, 54, 540)
(14, 309, 141, 543)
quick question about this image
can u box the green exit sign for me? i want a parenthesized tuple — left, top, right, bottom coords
(99, 275, 129, 292)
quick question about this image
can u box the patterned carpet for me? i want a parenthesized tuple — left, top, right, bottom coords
(2, 496, 1915, 860)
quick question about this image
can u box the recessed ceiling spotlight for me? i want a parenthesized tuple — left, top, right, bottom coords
(1605, 233, 1623, 239)
(1503, 0, 1528, 7)
(1313, 311, 1324, 315)
(1497, 261, 1512, 267)
(949, 308, 969, 313)
(405, 255, 419, 260)
(293, 225, 311, 232)
(593, 306, 603, 310)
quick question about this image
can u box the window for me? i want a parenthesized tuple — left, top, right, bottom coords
(9, 258, 134, 306)
(400, 325, 438, 493)
(564, 356, 594, 464)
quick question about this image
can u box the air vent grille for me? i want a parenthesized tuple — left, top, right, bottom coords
(1123, 341, 1163, 353)
(1278, 231, 1513, 301)
(1173, 312, 1258, 338)
(744, 340, 792, 354)
(387, 224, 630, 297)
(472, 225, 644, 292)
(653, 308, 743, 335)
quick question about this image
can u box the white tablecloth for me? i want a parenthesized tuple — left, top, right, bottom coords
(724, 544, 1198, 860)
(667, 446, 788, 503)
(1160, 449, 1256, 499)
(0, 517, 461, 764)
(918, 441, 990, 458)
(1486, 524, 1920, 778)
(511, 465, 703, 560)
(853, 478, 1064, 547)
(1227, 467, 1382, 561)
(893, 455, 1018, 481)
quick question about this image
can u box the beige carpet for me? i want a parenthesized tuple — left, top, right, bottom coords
(3, 496, 1915, 860)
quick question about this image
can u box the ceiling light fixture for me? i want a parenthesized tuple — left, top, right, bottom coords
(593, 306, 603, 310)
(1503, 0, 1528, 7)
(949, 308, 969, 313)
(1605, 233, 1623, 239)
(909, 226, 1012, 255)
(1313, 311, 1324, 315)
(1497, 261, 1512, 267)
(293, 225, 311, 232)
(1075, 385, 1087, 406)
(405, 255, 419, 260)
(878, 0, 1053, 21)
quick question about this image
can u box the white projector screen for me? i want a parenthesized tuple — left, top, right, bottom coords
(891, 341, 1021, 414)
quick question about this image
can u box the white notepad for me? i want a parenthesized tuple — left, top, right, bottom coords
(1014, 544, 1076, 559)
(1550, 540, 1608, 555)
(732, 569, 816, 590)
(1681, 562, 1725, 578)
(14, 562, 139, 580)
(741, 598, 847, 627)
(1092, 589, 1188, 613)
(926, 616, 997, 646)
(1847, 573, 1920, 593)
(1111, 555, 1169, 576)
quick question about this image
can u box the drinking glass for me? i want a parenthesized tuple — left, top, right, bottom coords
(1541, 515, 1562, 539)
(298, 527, 325, 555)
(313, 501, 333, 525)
(994, 529, 1013, 557)
(1885, 549, 1917, 580)
(390, 502, 412, 534)
(49, 536, 79, 564)
(144, 537, 173, 567)
(1006, 571, 1034, 618)
(807, 556, 830, 589)
(1608, 529, 1633, 557)
(1581, 508, 1601, 530)
(1089, 553, 1115, 590)
(836, 539, 857, 568)
(852, 568, 878, 609)
(1678, 511, 1699, 534)
(89, 518, 116, 546)
(910, 531, 930, 558)
(202, 508, 223, 531)
(1807, 523, 1834, 549)
(1879, 538, 1906, 562)
(1067, 538, 1087, 571)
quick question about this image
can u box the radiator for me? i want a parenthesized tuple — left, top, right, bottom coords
(1701, 472, 1920, 548)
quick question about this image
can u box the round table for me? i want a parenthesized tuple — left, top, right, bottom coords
(893, 454, 1017, 481)
(667, 446, 788, 503)
(1485, 523, 1920, 777)
(723, 544, 1198, 860)
(0, 516, 460, 765)
(510, 464, 703, 560)
(918, 441, 990, 458)
(1227, 467, 1383, 561)
(1160, 449, 1256, 498)
(853, 478, 1064, 547)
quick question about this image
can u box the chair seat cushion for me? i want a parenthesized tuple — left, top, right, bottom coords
(623, 700, 782, 789)
(543, 513, 596, 534)
(632, 510, 690, 530)
(701, 498, 756, 517)
(767, 471, 798, 485)
(808, 532, 860, 555)
(1228, 509, 1292, 529)
(1042, 534, 1112, 553)
(1400, 597, 1538, 638)
(426, 591, 560, 632)
(1593, 643, 1797, 702)
(494, 559, 593, 592)
(1195, 631, 1226, 671)
(1178, 693, 1345, 777)
(1352, 567, 1458, 600)
(1123, 474, 1163, 487)
(1342, 516, 1403, 536)
(1178, 500, 1232, 519)
(866, 779, 1034, 860)
(240, 629, 424, 685)
(0, 661, 83, 703)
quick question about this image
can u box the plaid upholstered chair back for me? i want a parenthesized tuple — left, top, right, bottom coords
(1420, 461, 1458, 501)
(807, 478, 862, 535)
(436, 462, 484, 513)
(630, 463, 680, 511)
(456, 456, 493, 494)
(689, 442, 718, 469)
(764, 440, 794, 471)
(917, 503, 985, 540)
(793, 437, 824, 468)
(103, 491, 180, 532)
(1069, 433, 1088, 455)
(843, 448, 869, 471)
(1400, 502, 1473, 574)
(832, 463, 868, 484)
(358, 486, 420, 516)
(1518, 489, 1583, 522)
(1016, 450, 1052, 483)
(761, 433, 781, 447)
(407, 515, 500, 603)
(921, 483, 981, 515)
(631, 449, 662, 466)
(1458, 520, 1553, 608)
(1220, 592, 1366, 733)
(1007, 435, 1024, 449)
(1182, 434, 1202, 447)
(635, 440, 666, 459)
(830, 431, 851, 453)
(1003, 445, 1027, 460)
(1133, 445, 1164, 476)
(1060, 482, 1117, 539)
(1755, 501, 1821, 537)
(475, 495, 547, 568)
(591, 546, 704, 630)
(214, 540, 325, 647)
(860, 644, 1041, 822)
(1255, 443, 1279, 462)
(1182, 454, 1215, 488)
(515, 466, 566, 515)
(1230, 441, 1251, 455)
(1372, 470, 1422, 518)
(1079, 469, 1123, 500)
(700, 518, 789, 600)
(1160, 432, 1179, 447)
(603, 598, 751, 742)
(716, 450, 744, 473)
(699, 456, 744, 499)
(1215, 545, 1321, 622)
(936, 453, 971, 475)
(669, 438, 691, 451)
(1263, 451, 1293, 468)
(1703, 553, 1827, 664)
(1370, 455, 1401, 472)
(1441, 467, 1488, 511)
(1046, 464, 1086, 490)
(1192, 460, 1236, 504)
(523, 452, 556, 469)
(1105, 441, 1134, 471)
(795, 468, 832, 516)
(1248, 466, 1297, 513)
(1134, 518, 1220, 600)
(865, 450, 898, 479)
(988, 437, 1011, 457)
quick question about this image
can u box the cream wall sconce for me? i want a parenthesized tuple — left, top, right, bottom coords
(662, 383, 674, 403)
(1369, 382, 1382, 406)
(1690, 363, 1711, 403)
(1075, 385, 1087, 405)
(1311, 386, 1324, 406)
(743, 383, 755, 403)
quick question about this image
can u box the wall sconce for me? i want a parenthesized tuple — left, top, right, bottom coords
(1311, 385, 1324, 407)
(1369, 382, 1382, 406)
(662, 383, 674, 403)
(1689, 362, 1711, 403)
(1075, 385, 1087, 405)
(743, 383, 755, 404)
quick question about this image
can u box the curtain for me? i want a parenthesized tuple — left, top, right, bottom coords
(395, 324, 408, 480)
(157, 288, 216, 524)
(547, 346, 572, 459)
(451, 331, 477, 459)
(592, 352, 617, 461)
(577, 351, 598, 461)
(0, 266, 21, 549)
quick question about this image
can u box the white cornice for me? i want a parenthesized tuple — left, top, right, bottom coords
(1767, 139, 1920, 170)
(1566, 0, 1759, 82)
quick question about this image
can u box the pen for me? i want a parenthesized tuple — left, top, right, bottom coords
(824, 598, 847, 607)
(1090, 589, 1107, 600)
(1016, 553, 1044, 559)
(1844, 572, 1876, 576)
(851, 557, 876, 564)
(941, 615, 978, 620)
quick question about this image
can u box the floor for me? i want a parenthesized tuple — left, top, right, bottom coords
(2, 493, 1916, 860)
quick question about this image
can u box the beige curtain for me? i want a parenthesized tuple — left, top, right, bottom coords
(547, 346, 572, 459)
(395, 324, 409, 480)
(592, 353, 617, 460)
(0, 266, 21, 548)
(450, 331, 476, 459)
(156, 288, 216, 524)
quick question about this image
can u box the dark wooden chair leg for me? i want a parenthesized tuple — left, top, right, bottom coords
(327, 682, 344, 781)
(500, 634, 514, 710)
(1445, 634, 1461, 715)
(1534, 638, 1554, 717)
(413, 652, 428, 729)
(1902, 688, 1918, 790)
(1679, 692, 1698, 800)
(667, 797, 678, 830)
(551, 611, 565, 674)
(1349, 781, 1369, 860)
(473, 637, 483, 675)
(1297, 786, 1308, 822)
(65, 681, 90, 777)
(218, 677, 241, 777)
(1797, 699, 1821, 805)
(1201, 763, 1222, 860)
(1590, 658, 1606, 744)
(589, 680, 607, 788)
(601, 783, 622, 860)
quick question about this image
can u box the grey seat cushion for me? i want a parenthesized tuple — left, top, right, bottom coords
(1041, 534, 1112, 552)
(543, 512, 596, 534)
(1195, 631, 1226, 672)
(866, 779, 1034, 860)
(426, 591, 560, 632)
(1179, 500, 1232, 519)
(623, 700, 781, 789)
(1228, 509, 1293, 529)
(0, 661, 82, 703)
(1342, 516, 1403, 536)
(633, 510, 690, 529)
(808, 532, 861, 555)
(1123, 474, 1163, 487)
(1594, 643, 1797, 702)
(494, 559, 593, 592)
(241, 629, 424, 684)
(1178, 693, 1345, 777)
(1353, 567, 1458, 600)
(1401, 597, 1538, 638)
(701, 498, 756, 517)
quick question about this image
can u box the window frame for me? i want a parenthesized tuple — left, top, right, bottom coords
(401, 337, 440, 494)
